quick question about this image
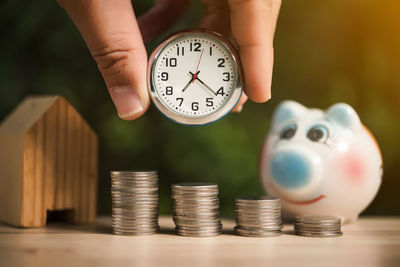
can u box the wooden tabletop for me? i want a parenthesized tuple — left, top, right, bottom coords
(1, 216, 399, 267)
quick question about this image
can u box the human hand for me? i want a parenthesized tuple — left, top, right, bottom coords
(57, 0, 281, 119)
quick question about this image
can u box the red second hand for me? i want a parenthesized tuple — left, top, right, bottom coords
(192, 48, 204, 83)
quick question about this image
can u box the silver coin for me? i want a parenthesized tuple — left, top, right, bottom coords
(295, 230, 343, 238)
(173, 214, 220, 220)
(112, 231, 157, 236)
(112, 224, 159, 230)
(175, 230, 222, 236)
(173, 221, 222, 227)
(112, 214, 158, 219)
(234, 227, 282, 237)
(110, 170, 157, 176)
(295, 215, 341, 223)
(172, 195, 219, 200)
(237, 224, 283, 230)
(173, 205, 220, 210)
(112, 211, 159, 216)
(235, 215, 281, 221)
(173, 199, 219, 204)
(173, 217, 221, 224)
(112, 221, 159, 226)
(173, 212, 220, 218)
(111, 215, 158, 220)
(112, 224, 158, 232)
(172, 182, 218, 189)
(176, 224, 222, 230)
(236, 220, 282, 227)
(295, 224, 341, 231)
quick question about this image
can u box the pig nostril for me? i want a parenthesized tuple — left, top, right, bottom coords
(270, 152, 311, 189)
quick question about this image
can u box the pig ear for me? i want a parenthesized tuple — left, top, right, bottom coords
(272, 100, 307, 129)
(326, 103, 361, 130)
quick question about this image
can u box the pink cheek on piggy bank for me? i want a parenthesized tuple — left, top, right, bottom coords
(341, 153, 365, 184)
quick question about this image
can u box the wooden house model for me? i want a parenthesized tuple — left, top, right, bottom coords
(0, 95, 98, 227)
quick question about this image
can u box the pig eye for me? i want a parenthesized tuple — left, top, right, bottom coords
(307, 125, 329, 142)
(280, 124, 297, 139)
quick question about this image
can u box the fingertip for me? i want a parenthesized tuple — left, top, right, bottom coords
(245, 82, 272, 103)
(118, 106, 148, 121)
(109, 86, 150, 121)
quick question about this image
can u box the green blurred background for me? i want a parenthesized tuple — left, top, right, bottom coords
(0, 0, 399, 217)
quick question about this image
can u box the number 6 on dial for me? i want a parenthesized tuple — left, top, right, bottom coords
(147, 28, 244, 126)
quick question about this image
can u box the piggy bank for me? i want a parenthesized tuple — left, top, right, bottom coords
(260, 101, 382, 223)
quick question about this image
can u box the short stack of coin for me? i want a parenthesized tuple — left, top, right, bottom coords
(234, 197, 282, 237)
(172, 183, 222, 237)
(294, 215, 342, 238)
(111, 171, 159, 235)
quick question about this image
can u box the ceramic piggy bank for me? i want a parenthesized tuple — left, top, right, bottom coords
(260, 101, 382, 223)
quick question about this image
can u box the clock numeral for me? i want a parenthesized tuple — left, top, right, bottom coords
(177, 46, 184, 56)
(206, 98, 214, 107)
(192, 102, 199, 111)
(165, 58, 177, 67)
(190, 42, 201, 52)
(209, 46, 212, 56)
(217, 58, 225, 67)
(176, 97, 183, 106)
(223, 72, 230, 81)
(216, 87, 225, 96)
(161, 72, 168, 81)
(166, 86, 173, 95)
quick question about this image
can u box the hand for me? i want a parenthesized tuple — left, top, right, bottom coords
(57, 0, 281, 119)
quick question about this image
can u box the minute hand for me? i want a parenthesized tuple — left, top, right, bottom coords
(190, 72, 217, 96)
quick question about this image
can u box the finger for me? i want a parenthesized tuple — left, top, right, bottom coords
(58, 0, 149, 120)
(199, 0, 231, 37)
(232, 93, 248, 113)
(138, 0, 191, 43)
(227, 0, 281, 103)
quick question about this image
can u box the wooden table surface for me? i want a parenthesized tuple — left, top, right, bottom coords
(1, 216, 399, 267)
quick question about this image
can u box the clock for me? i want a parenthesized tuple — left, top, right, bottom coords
(147, 28, 243, 126)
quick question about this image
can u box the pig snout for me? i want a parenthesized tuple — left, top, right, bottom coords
(269, 147, 323, 198)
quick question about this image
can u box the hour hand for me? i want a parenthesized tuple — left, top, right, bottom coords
(190, 72, 217, 96)
(182, 71, 199, 92)
(181, 78, 192, 93)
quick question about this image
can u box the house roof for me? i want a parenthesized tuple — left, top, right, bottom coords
(0, 95, 61, 134)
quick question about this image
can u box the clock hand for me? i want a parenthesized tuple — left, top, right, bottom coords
(182, 71, 200, 92)
(192, 48, 204, 83)
(189, 71, 217, 96)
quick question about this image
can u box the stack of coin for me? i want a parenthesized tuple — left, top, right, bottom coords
(111, 171, 159, 235)
(234, 197, 282, 237)
(294, 215, 342, 237)
(172, 183, 222, 237)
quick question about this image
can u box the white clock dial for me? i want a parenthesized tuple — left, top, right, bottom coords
(148, 29, 243, 125)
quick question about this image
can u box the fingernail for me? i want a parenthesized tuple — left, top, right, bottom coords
(109, 86, 144, 119)
(235, 105, 243, 113)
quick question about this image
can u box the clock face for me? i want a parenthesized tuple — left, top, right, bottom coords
(149, 30, 242, 125)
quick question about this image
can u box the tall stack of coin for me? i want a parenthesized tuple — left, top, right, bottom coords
(234, 197, 282, 237)
(295, 215, 342, 237)
(111, 171, 159, 235)
(172, 183, 222, 237)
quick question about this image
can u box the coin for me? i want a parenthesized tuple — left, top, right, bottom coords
(111, 170, 159, 236)
(294, 215, 343, 238)
(171, 183, 222, 237)
(234, 196, 282, 237)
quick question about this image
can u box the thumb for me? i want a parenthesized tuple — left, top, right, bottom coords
(58, 0, 149, 120)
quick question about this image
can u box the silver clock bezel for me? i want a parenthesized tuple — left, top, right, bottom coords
(147, 28, 244, 126)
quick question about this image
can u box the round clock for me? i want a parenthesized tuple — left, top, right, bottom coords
(147, 28, 243, 126)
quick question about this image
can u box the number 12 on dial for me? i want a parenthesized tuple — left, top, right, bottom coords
(147, 28, 243, 126)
